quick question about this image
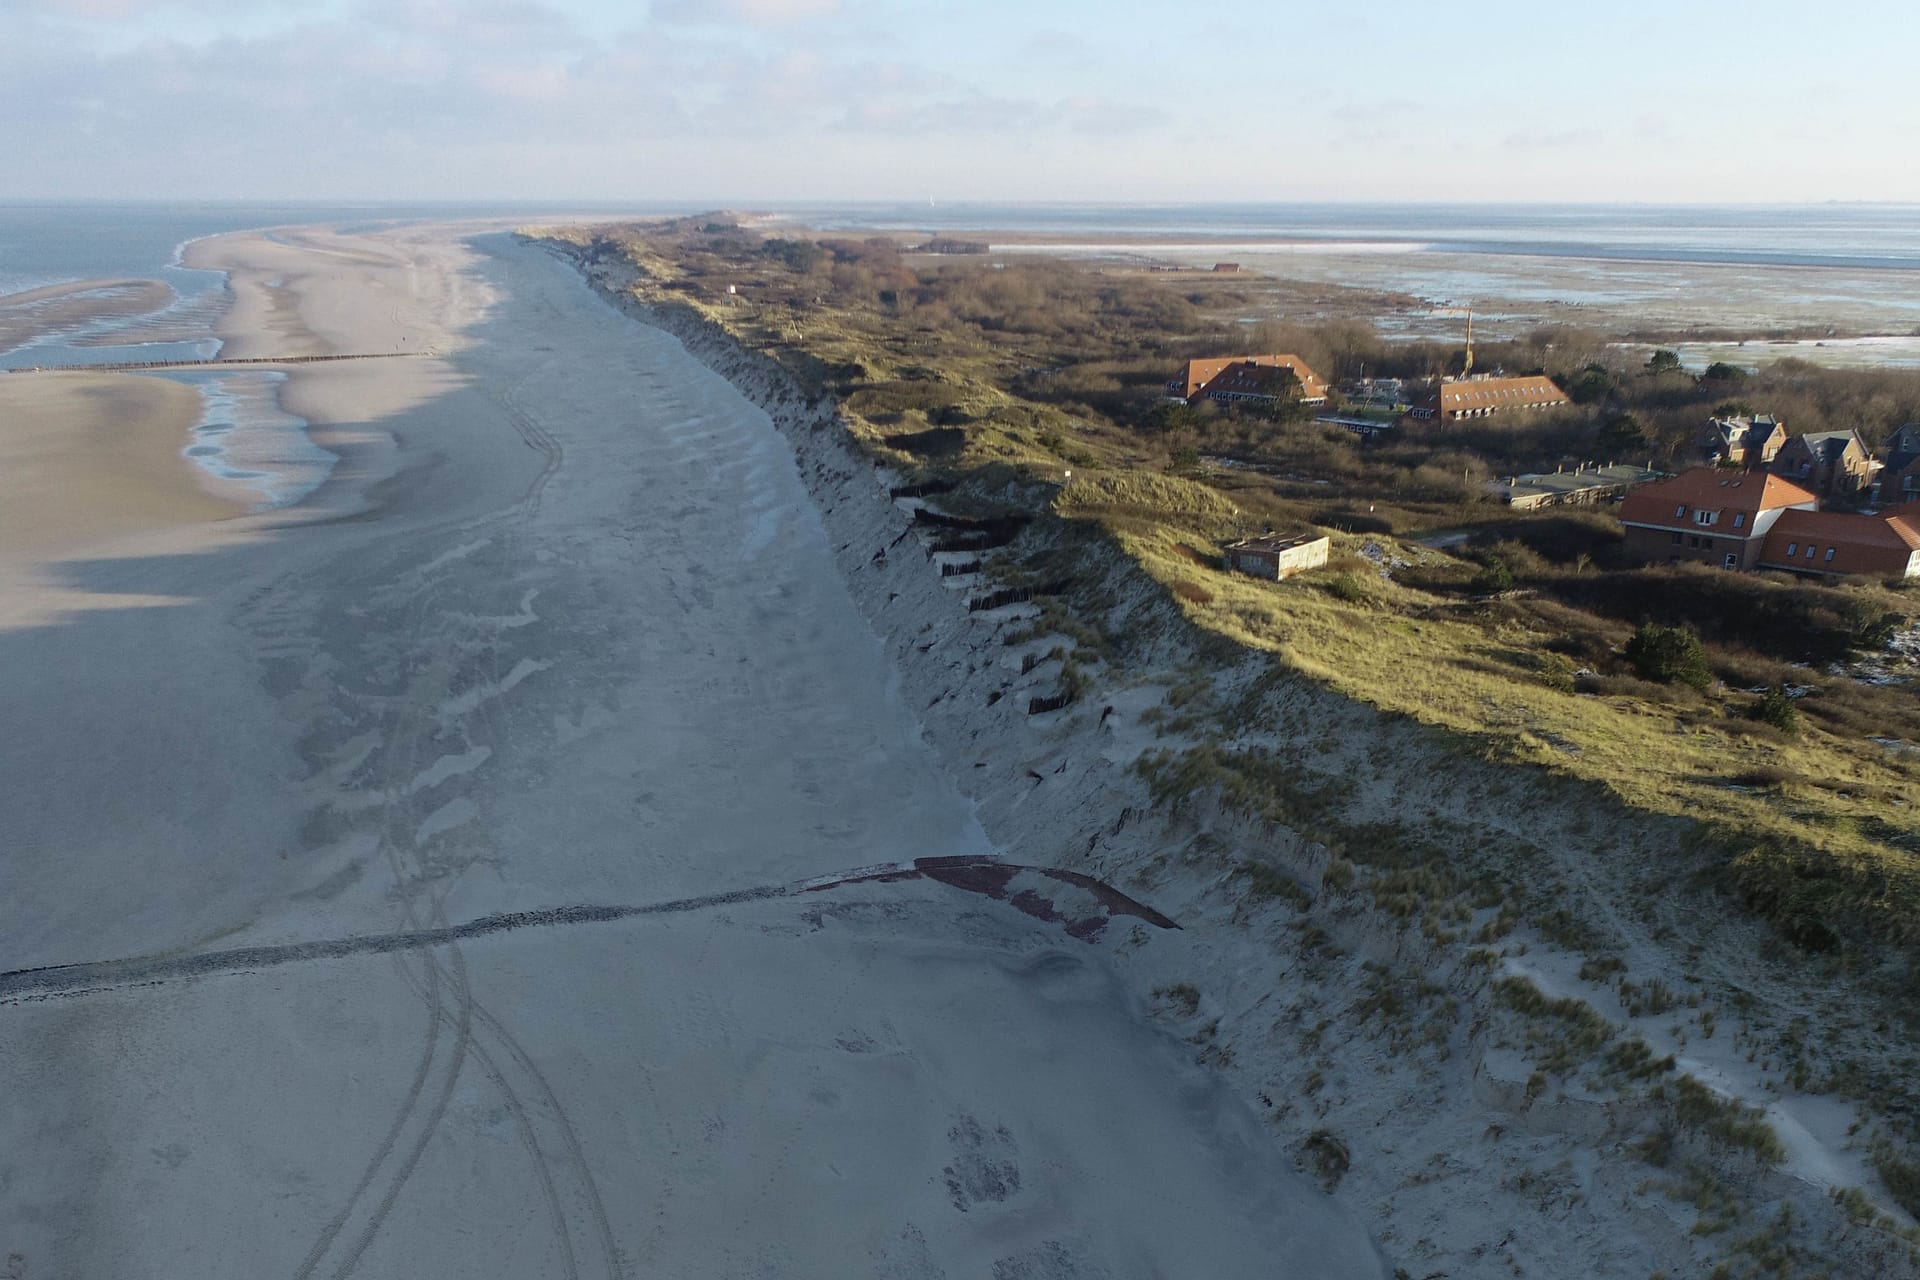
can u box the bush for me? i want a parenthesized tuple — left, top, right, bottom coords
(1320, 572, 1369, 603)
(1625, 623, 1713, 690)
(1745, 685, 1800, 734)
(1473, 556, 1516, 594)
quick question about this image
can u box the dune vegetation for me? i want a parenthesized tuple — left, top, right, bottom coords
(547, 217, 1920, 958)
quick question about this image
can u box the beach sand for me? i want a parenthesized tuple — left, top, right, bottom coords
(0, 369, 239, 554)
(0, 223, 1387, 1279)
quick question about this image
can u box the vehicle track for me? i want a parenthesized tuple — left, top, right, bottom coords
(462, 555, 623, 1277)
(295, 577, 483, 1280)
(497, 365, 564, 518)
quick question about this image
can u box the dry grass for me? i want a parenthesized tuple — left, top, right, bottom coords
(1116, 523, 1920, 946)
(563, 219, 1920, 953)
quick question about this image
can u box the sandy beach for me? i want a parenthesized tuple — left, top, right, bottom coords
(0, 370, 239, 556)
(0, 224, 1384, 1278)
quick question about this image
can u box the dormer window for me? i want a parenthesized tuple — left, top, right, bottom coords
(1694, 510, 1717, 526)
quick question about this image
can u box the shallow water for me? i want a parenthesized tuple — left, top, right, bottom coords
(149, 368, 336, 511)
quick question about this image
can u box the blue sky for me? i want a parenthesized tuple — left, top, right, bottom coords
(4, 0, 1916, 202)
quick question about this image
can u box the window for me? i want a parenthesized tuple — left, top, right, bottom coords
(1732, 512, 1745, 528)
(1704, 537, 1714, 549)
(1806, 544, 1816, 559)
(1825, 547, 1836, 562)
(1786, 542, 1798, 556)
(1675, 504, 1687, 518)
(1724, 554, 1738, 568)
(1689, 536, 1700, 548)
(1671, 532, 1683, 545)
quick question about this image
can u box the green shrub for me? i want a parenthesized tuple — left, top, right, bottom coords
(1625, 623, 1712, 690)
(1320, 572, 1369, 603)
(1473, 556, 1516, 594)
(1745, 686, 1799, 735)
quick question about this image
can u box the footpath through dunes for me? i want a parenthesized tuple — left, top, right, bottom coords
(0, 225, 1387, 1280)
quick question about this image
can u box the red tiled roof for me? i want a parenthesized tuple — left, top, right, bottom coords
(1172, 354, 1328, 401)
(1759, 509, 1920, 576)
(1617, 468, 1818, 528)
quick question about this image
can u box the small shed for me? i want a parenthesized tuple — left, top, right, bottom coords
(1223, 532, 1331, 580)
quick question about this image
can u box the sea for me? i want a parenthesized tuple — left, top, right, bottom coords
(3, 201, 1919, 506)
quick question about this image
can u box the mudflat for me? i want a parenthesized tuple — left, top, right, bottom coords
(0, 277, 175, 353)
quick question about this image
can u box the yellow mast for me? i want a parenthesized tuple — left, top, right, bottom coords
(1434, 306, 1475, 376)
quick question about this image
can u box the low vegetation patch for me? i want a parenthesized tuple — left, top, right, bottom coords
(1663, 1075, 1787, 1165)
(1494, 975, 1614, 1074)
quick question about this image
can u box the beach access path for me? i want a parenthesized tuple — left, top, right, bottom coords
(0, 223, 1384, 1278)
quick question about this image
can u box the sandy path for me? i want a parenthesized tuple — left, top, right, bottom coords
(0, 225, 1384, 1278)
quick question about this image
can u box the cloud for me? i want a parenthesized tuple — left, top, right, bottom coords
(1500, 127, 1603, 151)
(0, 0, 1194, 200)
(649, 0, 841, 24)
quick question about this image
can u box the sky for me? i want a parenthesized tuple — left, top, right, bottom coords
(4, 0, 1919, 204)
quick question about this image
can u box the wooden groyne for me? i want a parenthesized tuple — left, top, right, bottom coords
(3, 351, 428, 375)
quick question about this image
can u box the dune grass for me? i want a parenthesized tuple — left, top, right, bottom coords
(557, 219, 1920, 953)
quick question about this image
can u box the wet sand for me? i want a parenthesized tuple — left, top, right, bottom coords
(0, 370, 239, 557)
(0, 277, 175, 354)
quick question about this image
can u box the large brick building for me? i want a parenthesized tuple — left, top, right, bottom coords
(1408, 375, 1570, 422)
(1617, 468, 1818, 570)
(1167, 354, 1329, 407)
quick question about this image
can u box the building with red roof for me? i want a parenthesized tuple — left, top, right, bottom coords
(1617, 468, 1818, 570)
(1408, 375, 1570, 423)
(1167, 355, 1328, 406)
(1757, 509, 1920, 580)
